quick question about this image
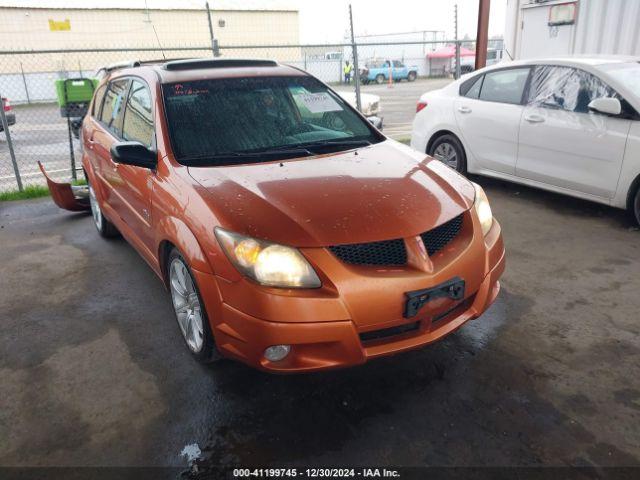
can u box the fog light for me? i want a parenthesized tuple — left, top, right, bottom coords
(264, 344, 291, 362)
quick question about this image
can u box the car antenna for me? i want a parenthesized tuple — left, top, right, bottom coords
(144, 0, 166, 59)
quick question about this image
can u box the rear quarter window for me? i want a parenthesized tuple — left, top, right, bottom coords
(459, 74, 483, 98)
(91, 84, 107, 117)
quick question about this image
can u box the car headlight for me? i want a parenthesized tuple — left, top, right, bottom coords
(214, 228, 321, 288)
(473, 183, 493, 236)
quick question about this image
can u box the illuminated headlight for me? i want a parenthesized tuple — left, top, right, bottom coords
(473, 183, 494, 236)
(215, 228, 321, 288)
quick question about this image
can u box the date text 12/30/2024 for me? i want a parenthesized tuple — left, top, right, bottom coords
(233, 468, 400, 478)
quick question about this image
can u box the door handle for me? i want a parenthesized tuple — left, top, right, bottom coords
(524, 114, 545, 123)
(458, 106, 472, 114)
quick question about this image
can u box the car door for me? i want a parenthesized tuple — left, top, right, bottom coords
(454, 67, 531, 175)
(516, 66, 631, 199)
(92, 78, 130, 210)
(393, 60, 407, 79)
(115, 79, 156, 250)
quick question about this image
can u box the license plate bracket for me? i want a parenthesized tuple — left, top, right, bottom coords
(404, 277, 465, 318)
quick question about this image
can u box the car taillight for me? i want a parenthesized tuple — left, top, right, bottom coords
(416, 101, 427, 113)
(2, 98, 10, 112)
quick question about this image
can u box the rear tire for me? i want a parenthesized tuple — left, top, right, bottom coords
(167, 248, 221, 363)
(632, 187, 640, 226)
(407, 71, 417, 82)
(375, 74, 385, 84)
(88, 179, 119, 238)
(429, 134, 467, 174)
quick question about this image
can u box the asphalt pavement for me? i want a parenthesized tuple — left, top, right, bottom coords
(1, 175, 638, 473)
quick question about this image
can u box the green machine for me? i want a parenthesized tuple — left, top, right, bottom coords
(54, 77, 98, 180)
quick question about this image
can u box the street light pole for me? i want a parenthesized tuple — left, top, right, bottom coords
(455, 4, 461, 79)
(349, 4, 362, 113)
(206, 2, 219, 57)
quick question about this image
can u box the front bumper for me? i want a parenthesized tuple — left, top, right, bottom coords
(194, 215, 505, 373)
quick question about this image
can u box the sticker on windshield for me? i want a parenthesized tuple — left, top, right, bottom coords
(296, 92, 341, 113)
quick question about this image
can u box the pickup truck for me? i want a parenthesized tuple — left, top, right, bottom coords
(360, 60, 418, 84)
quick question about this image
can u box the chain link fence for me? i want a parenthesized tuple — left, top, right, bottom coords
(0, 38, 503, 192)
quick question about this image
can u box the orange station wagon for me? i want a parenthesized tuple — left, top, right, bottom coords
(48, 58, 505, 372)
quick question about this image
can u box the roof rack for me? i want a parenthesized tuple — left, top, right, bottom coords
(162, 58, 278, 71)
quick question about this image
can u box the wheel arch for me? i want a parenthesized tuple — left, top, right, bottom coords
(426, 129, 463, 155)
(626, 172, 640, 212)
(156, 217, 214, 287)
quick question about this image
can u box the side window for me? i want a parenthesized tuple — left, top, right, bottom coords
(529, 66, 615, 114)
(100, 79, 129, 137)
(91, 84, 107, 117)
(122, 80, 154, 147)
(479, 67, 530, 104)
(393, 60, 404, 68)
(460, 74, 483, 99)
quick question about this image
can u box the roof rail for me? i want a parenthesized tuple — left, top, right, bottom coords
(96, 58, 182, 76)
(162, 58, 278, 71)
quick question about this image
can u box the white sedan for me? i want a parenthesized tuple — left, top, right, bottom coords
(336, 90, 383, 129)
(411, 56, 640, 225)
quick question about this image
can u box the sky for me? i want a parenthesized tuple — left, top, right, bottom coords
(297, 0, 507, 43)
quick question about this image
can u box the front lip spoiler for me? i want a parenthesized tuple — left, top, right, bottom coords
(38, 161, 90, 211)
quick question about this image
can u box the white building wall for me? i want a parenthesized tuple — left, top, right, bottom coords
(505, 0, 640, 60)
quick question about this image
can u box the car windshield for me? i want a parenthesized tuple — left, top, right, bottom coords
(162, 76, 382, 165)
(601, 62, 640, 97)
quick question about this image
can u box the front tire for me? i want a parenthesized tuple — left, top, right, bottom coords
(375, 74, 385, 84)
(88, 180, 119, 238)
(429, 134, 467, 174)
(407, 71, 416, 82)
(167, 249, 220, 363)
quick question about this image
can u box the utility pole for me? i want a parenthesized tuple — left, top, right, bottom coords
(475, 0, 491, 69)
(454, 4, 461, 79)
(206, 2, 219, 57)
(349, 4, 362, 112)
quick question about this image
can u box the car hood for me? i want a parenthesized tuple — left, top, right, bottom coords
(188, 140, 475, 247)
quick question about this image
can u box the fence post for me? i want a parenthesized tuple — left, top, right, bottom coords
(455, 40, 461, 79)
(0, 96, 23, 192)
(19, 62, 31, 104)
(348, 4, 362, 112)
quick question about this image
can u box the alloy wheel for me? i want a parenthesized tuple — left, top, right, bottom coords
(88, 183, 103, 231)
(433, 142, 459, 170)
(169, 258, 205, 353)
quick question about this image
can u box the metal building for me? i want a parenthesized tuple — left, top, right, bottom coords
(504, 0, 640, 60)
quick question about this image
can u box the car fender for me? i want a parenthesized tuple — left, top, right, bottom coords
(155, 216, 213, 274)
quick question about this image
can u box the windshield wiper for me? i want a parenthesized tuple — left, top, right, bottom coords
(296, 139, 372, 152)
(180, 147, 312, 165)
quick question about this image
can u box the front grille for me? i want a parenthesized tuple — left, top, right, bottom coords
(329, 239, 407, 266)
(360, 321, 420, 343)
(420, 214, 464, 256)
(329, 214, 463, 267)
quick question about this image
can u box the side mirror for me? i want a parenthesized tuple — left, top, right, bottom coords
(588, 97, 622, 116)
(110, 141, 157, 169)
